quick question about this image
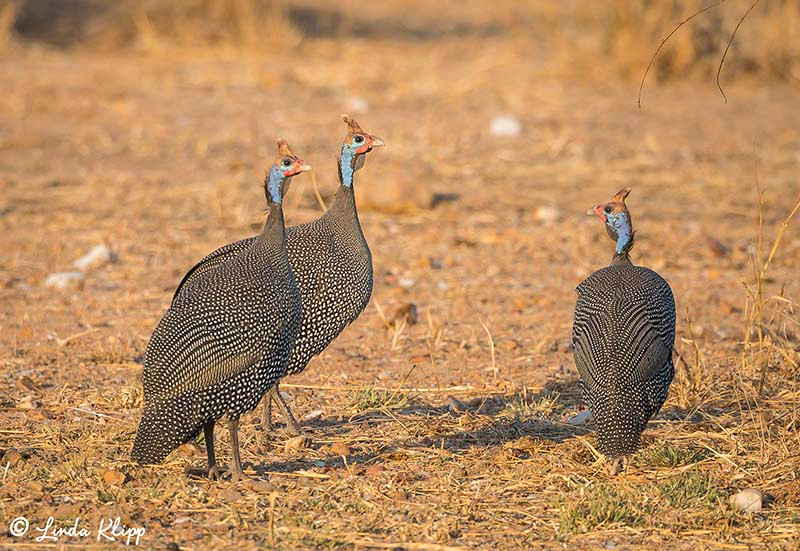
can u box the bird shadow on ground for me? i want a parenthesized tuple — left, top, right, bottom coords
(243, 382, 591, 477)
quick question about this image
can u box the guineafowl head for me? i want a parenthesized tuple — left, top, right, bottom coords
(339, 114, 384, 187)
(587, 187, 634, 255)
(265, 139, 311, 204)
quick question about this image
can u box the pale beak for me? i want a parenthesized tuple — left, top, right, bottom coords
(296, 163, 312, 173)
(370, 136, 386, 148)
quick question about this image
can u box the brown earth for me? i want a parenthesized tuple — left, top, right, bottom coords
(1, 9, 800, 550)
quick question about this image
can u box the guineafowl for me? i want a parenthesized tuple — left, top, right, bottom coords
(171, 115, 384, 436)
(131, 139, 310, 480)
(572, 188, 676, 474)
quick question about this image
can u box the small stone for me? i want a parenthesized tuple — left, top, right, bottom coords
(346, 96, 370, 114)
(489, 115, 522, 137)
(176, 442, 200, 457)
(101, 469, 126, 485)
(0, 393, 15, 407)
(704, 235, 730, 257)
(327, 442, 350, 457)
(397, 277, 416, 289)
(243, 479, 274, 493)
(567, 410, 592, 425)
(302, 409, 324, 421)
(73, 244, 113, 271)
(448, 396, 468, 415)
(27, 408, 55, 420)
(220, 488, 242, 501)
(533, 205, 563, 223)
(172, 516, 193, 525)
(44, 271, 85, 290)
(3, 449, 24, 466)
(284, 435, 311, 453)
(26, 481, 44, 493)
(731, 488, 763, 512)
(17, 395, 39, 409)
(392, 303, 418, 325)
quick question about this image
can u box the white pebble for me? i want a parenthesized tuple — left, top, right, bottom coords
(17, 395, 39, 409)
(44, 271, 85, 290)
(346, 96, 370, 115)
(533, 205, 563, 223)
(731, 488, 763, 513)
(398, 277, 416, 289)
(567, 410, 592, 425)
(73, 244, 112, 271)
(489, 115, 522, 137)
(302, 409, 324, 421)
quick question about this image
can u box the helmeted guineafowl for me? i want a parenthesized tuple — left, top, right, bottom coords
(131, 139, 310, 480)
(171, 114, 384, 436)
(572, 188, 676, 475)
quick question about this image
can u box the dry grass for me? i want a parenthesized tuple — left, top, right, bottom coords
(1, 3, 800, 549)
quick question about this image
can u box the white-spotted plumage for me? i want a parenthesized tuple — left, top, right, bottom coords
(572, 188, 676, 462)
(132, 144, 306, 470)
(170, 116, 382, 431)
(572, 265, 675, 457)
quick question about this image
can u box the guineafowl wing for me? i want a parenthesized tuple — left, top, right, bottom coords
(145, 277, 291, 399)
(572, 265, 675, 390)
(171, 236, 256, 304)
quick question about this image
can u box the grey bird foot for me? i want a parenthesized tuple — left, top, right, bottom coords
(282, 419, 303, 437)
(229, 465, 249, 483)
(264, 386, 304, 436)
(208, 465, 222, 481)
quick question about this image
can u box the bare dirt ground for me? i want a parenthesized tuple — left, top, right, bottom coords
(1, 21, 800, 551)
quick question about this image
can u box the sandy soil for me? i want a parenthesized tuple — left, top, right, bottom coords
(0, 30, 799, 550)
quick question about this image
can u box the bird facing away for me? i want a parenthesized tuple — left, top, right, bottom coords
(171, 115, 384, 436)
(131, 139, 310, 480)
(571, 188, 676, 475)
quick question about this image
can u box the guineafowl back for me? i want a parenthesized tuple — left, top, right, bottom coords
(572, 264, 676, 457)
(133, 213, 302, 464)
(283, 189, 372, 375)
(171, 188, 372, 379)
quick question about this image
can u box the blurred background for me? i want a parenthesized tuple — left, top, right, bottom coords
(4, 0, 800, 79)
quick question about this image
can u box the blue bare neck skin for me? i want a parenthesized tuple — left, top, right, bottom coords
(266, 165, 285, 204)
(606, 211, 632, 265)
(339, 144, 358, 189)
(257, 165, 287, 247)
(329, 144, 363, 227)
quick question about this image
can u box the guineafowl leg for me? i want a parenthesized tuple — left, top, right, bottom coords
(204, 421, 221, 481)
(262, 390, 275, 431)
(271, 383, 302, 436)
(228, 418, 245, 481)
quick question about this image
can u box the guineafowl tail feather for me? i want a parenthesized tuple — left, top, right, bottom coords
(592, 392, 650, 458)
(131, 394, 205, 465)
